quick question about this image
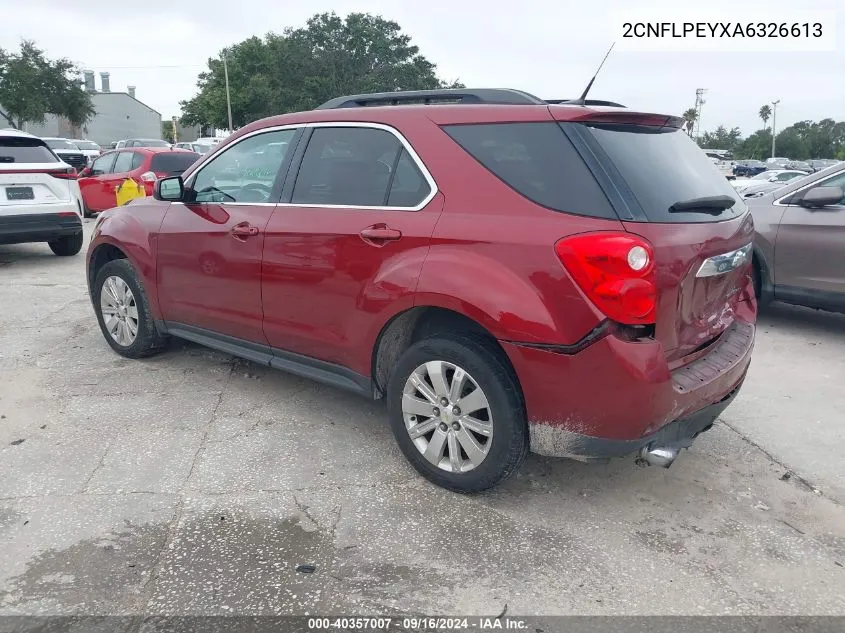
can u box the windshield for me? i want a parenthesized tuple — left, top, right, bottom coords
(752, 171, 776, 180)
(45, 139, 79, 150)
(0, 137, 59, 163)
(584, 124, 744, 223)
(74, 141, 100, 151)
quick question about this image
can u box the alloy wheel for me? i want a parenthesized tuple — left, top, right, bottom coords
(100, 275, 139, 346)
(401, 360, 493, 473)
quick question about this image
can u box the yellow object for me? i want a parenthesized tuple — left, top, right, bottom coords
(114, 178, 146, 206)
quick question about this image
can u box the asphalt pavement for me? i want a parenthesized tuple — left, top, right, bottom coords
(1, 222, 843, 617)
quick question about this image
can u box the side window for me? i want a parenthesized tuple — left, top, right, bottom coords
(191, 129, 296, 204)
(91, 153, 117, 176)
(112, 151, 134, 173)
(387, 149, 431, 207)
(815, 171, 845, 205)
(292, 127, 404, 207)
(130, 152, 145, 170)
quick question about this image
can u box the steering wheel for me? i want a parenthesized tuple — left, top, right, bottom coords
(239, 182, 273, 202)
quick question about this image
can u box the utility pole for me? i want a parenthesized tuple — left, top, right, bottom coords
(694, 88, 707, 141)
(770, 99, 781, 158)
(222, 51, 233, 133)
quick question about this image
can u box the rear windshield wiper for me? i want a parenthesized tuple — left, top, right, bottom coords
(668, 195, 736, 215)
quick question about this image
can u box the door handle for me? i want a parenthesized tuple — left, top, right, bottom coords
(231, 223, 260, 238)
(359, 225, 402, 245)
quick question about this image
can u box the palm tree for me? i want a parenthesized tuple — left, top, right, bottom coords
(682, 108, 698, 137)
(759, 104, 772, 129)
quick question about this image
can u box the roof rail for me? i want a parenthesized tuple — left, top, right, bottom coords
(546, 99, 627, 108)
(316, 88, 546, 109)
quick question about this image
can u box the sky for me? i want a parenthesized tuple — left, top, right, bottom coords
(1, 0, 842, 136)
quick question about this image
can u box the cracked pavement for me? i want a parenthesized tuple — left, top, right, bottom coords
(0, 222, 844, 616)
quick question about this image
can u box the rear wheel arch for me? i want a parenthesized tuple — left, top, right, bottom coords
(371, 306, 522, 402)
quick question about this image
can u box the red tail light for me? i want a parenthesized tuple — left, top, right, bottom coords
(139, 171, 157, 182)
(49, 167, 78, 180)
(555, 232, 656, 325)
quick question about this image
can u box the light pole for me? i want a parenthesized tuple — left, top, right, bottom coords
(770, 99, 781, 158)
(222, 51, 234, 133)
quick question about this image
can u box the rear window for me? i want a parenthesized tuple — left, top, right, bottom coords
(151, 152, 200, 175)
(442, 122, 615, 219)
(584, 125, 745, 223)
(0, 137, 58, 163)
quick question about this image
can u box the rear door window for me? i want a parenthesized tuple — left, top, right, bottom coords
(0, 137, 59, 163)
(581, 124, 745, 223)
(130, 152, 145, 170)
(291, 126, 414, 207)
(442, 122, 615, 219)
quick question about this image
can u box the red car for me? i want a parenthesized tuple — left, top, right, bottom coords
(86, 89, 756, 492)
(77, 147, 200, 216)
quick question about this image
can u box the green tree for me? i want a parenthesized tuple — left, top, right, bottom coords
(734, 129, 773, 159)
(162, 120, 175, 143)
(181, 12, 463, 129)
(0, 41, 94, 129)
(758, 104, 771, 129)
(682, 108, 697, 137)
(698, 125, 742, 151)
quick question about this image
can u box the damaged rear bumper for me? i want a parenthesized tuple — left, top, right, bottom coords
(501, 319, 754, 461)
(528, 383, 741, 461)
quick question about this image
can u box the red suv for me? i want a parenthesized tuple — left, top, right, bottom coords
(86, 89, 756, 492)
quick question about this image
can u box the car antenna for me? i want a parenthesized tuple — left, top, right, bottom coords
(567, 42, 615, 106)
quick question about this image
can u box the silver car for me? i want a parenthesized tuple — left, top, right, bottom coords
(748, 161, 845, 312)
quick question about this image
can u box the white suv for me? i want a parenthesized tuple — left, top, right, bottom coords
(0, 130, 84, 256)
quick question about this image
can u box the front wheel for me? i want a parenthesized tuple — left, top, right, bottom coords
(48, 231, 83, 256)
(386, 334, 527, 493)
(93, 259, 167, 358)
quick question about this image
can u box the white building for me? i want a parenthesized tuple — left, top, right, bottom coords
(19, 72, 162, 147)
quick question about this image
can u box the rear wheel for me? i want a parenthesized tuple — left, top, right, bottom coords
(82, 199, 94, 218)
(386, 334, 527, 493)
(48, 231, 83, 256)
(93, 259, 167, 358)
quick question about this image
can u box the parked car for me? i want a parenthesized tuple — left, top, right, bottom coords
(739, 181, 787, 199)
(71, 140, 102, 166)
(748, 162, 845, 312)
(86, 88, 755, 492)
(195, 137, 221, 145)
(120, 139, 171, 149)
(766, 157, 790, 168)
(808, 159, 841, 172)
(732, 169, 806, 192)
(0, 129, 84, 255)
(42, 138, 88, 172)
(732, 160, 767, 177)
(174, 142, 214, 154)
(784, 160, 812, 173)
(77, 147, 200, 217)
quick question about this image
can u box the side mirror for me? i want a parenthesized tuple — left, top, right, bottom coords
(155, 176, 185, 202)
(799, 186, 844, 208)
(768, 176, 778, 182)
(79, 167, 92, 178)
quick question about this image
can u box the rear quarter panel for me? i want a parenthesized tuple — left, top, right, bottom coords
(403, 120, 619, 345)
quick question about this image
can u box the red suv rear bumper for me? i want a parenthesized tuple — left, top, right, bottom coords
(501, 319, 754, 460)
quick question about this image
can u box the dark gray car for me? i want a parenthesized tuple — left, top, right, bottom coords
(748, 162, 845, 312)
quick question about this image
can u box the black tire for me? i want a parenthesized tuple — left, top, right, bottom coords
(82, 199, 93, 218)
(752, 258, 763, 305)
(386, 334, 528, 493)
(92, 258, 167, 358)
(48, 231, 83, 256)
